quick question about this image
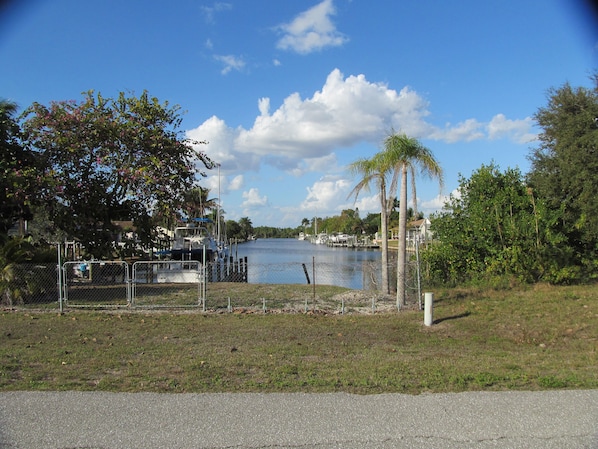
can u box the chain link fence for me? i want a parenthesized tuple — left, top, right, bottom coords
(2, 256, 422, 313)
(62, 261, 130, 308)
(0, 263, 58, 307)
(131, 261, 205, 309)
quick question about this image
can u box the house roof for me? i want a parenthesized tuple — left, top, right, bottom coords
(408, 218, 424, 228)
(390, 218, 430, 232)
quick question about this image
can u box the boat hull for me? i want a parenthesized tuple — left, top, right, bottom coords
(170, 248, 214, 262)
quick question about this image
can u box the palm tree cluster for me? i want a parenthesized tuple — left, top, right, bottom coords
(348, 132, 443, 309)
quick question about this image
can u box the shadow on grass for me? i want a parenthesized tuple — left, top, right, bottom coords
(434, 311, 471, 324)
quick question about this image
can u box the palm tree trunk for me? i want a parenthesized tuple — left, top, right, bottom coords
(380, 188, 390, 294)
(410, 167, 418, 218)
(397, 163, 408, 309)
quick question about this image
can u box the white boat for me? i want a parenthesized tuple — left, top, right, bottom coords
(170, 218, 218, 262)
(314, 233, 329, 245)
(329, 233, 350, 243)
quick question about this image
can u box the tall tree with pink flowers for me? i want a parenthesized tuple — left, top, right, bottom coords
(21, 91, 213, 258)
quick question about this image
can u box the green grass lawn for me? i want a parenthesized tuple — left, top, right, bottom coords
(1, 283, 597, 394)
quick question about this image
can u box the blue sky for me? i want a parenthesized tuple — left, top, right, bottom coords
(1, 0, 597, 228)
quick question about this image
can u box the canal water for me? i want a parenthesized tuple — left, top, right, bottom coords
(229, 238, 381, 289)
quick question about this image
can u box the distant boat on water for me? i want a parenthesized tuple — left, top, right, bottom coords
(329, 233, 350, 244)
(313, 233, 329, 245)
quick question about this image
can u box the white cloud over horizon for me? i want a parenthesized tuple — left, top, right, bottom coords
(487, 114, 537, 143)
(419, 190, 459, 216)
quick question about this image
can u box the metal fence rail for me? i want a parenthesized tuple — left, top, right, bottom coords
(3, 258, 422, 313)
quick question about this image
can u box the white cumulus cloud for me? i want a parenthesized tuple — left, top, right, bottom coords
(420, 189, 462, 216)
(300, 175, 353, 213)
(487, 114, 537, 143)
(186, 115, 260, 173)
(185, 69, 536, 226)
(275, 0, 348, 54)
(433, 118, 485, 143)
(289, 153, 339, 177)
(187, 68, 535, 176)
(229, 175, 244, 191)
(235, 69, 432, 159)
(242, 188, 268, 208)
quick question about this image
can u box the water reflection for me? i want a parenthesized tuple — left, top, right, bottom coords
(231, 238, 381, 289)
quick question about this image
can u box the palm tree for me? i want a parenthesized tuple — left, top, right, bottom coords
(348, 155, 396, 294)
(0, 237, 33, 306)
(183, 187, 217, 220)
(0, 99, 18, 141)
(238, 217, 253, 241)
(383, 133, 443, 309)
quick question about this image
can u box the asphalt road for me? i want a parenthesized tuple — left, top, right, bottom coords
(1, 390, 597, 448)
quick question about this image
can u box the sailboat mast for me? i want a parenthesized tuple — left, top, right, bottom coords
(217, 163, 221, 243)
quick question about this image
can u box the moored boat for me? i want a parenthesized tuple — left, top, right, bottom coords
(170, 218, 218, 262)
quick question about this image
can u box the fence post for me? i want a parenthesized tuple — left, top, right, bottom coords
(415, 239, 422, 310)
(57, 243, 63, 313)
(126, 262, 132, 306)
(312, 256, 316, 309)
(203, 263, 207, 311)
(424, 292, 434, 326)
(130, 262, 136, 308)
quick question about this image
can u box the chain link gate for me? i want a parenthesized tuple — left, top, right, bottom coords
(131, 261, 205, 309)
(62, 261, 130, 308)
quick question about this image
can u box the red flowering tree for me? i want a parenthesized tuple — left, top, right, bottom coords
(21, 91, 212, 258)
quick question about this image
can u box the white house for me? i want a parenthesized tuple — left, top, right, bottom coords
(390, 218, 433, 245)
